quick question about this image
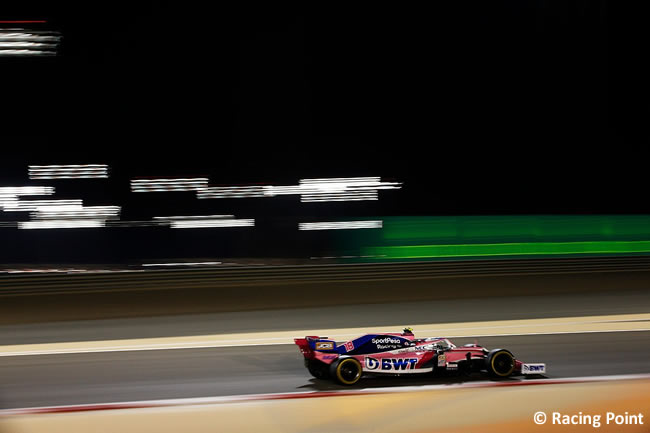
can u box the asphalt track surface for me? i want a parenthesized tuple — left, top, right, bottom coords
(2, 331, 650, 410)
(1, 290, 650, 409)
(1, 262, 649, 410)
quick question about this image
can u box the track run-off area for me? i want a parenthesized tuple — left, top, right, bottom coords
(1, 262, 649, 432)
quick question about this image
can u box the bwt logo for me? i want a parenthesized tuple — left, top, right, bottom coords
(522, 364, 546, 373)
(365, 357, 417, 371)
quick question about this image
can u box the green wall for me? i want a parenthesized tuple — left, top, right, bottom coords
(345, 216, 650, 261)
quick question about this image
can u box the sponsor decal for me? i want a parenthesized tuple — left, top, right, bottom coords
(365, 356, 417, 371)
(321, 355, 337, 360)
(365, 357, 381, 370)
(446, 363, 458, 370)
(315, 342, 334, 350)
(437, 354, 446, 367)
(371, 337, 405, 351)
(522, 363, 546, 374)
(371, 337, 402, 345)
(376, 344, 400, 350)
(344, 341, 354, 352)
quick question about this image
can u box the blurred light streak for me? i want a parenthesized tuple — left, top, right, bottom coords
(153, 215, 235, 221)
(105, 221, 166, 227)
(0, 187, 55, 210)
(0, 49, 55, 56)
(299, 220, 383, 230)
(153, 215, 254, 228)
(5, 268, 87, 273)
(0, 41, 48, 47)
(19, 219, 106, 229)
(2, 199, 83, 212)
(0, 28, 61, 56)
(1, 268, 143, 274)
(28, 164, 109, 179)
(197, 186, 267, 198)
(197, 177, 401, 202)
(31, 206, 121, 220)
(299, 177, 395, 202)
(131, 178, 208, 192)
(170, 219, 254, 228)
(0, 31, 59, 40)
(0, 186, 54, 195)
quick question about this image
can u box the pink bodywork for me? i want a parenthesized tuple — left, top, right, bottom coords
(295, 334, 523, 373)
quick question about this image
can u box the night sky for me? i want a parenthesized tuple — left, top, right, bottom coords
(0, 2, 648, 263)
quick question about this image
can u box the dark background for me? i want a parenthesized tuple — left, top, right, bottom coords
(0, 1, 648, 263)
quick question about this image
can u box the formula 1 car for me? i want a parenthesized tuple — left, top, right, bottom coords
(294, 328, 545, 385)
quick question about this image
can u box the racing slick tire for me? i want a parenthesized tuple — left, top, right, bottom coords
(329, 357, 363, 385)
(486, 349, 515, 378)
(306, 360, 330, 380)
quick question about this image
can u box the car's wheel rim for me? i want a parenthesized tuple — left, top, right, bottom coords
(492, 352, 514, 376)
(338, 359, 361, 383)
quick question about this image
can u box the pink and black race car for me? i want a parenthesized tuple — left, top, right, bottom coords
(294, 328, 545, 385)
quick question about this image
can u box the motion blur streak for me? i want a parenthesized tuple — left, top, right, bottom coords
(28, 165, 109, 179)
(153, 215, 235, 220)
(299, 220, 383, 230)
(0, 49, 54, 55)
(1, 199, 83, 212)
(299, 177, 400, 202)
(31, 206, 121, 220)
(0, 41, 47, 47)
(106, 221, 167, 227)
(0, 186, 54, 196)
(0, 187, 55, 210)
(196, 177, 401, 202)
(151, 215, 253, 228)
(18, 219, 106, 229)
(366, 241, 650, 259)
(130, 178, 208, 192)
(170, 219, 254, 228)
(0, 31, 59, 41)
(196, 186, 267, 198)
(0, 29, 61, 56)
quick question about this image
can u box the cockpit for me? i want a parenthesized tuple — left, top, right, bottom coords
(419, 338, 455, 351)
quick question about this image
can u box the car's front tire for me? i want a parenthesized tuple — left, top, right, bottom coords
(486, 349, 515, 378)
(329, 357, 363, 385)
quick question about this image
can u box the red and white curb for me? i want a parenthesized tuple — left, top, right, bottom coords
(2, 373, 650, 417)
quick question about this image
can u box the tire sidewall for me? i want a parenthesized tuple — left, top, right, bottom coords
(329, 357, 362, 385)
(486, 349, 515, 378)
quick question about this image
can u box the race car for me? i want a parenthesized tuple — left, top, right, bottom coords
(294, 327, 545, 385)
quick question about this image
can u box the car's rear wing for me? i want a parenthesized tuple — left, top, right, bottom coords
(294, 336, 336, 359)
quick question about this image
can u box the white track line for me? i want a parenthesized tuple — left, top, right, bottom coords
(1, 313, 649, 357)
(2, 327, 650, 358)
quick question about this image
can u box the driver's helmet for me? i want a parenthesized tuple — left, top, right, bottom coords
(402, 327, 414, 335)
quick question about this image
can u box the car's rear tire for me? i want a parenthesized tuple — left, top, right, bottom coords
(306, 360, 330, 380)
(486, 349, 515, 378)
(329, 357, 363, 385)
